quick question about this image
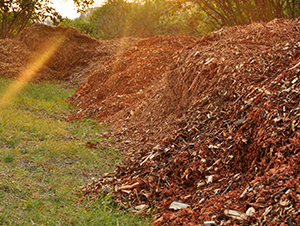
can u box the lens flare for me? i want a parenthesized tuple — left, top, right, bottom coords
(0, 34, 66, 110)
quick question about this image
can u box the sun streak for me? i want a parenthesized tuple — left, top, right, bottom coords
(0, 34, 66, 110)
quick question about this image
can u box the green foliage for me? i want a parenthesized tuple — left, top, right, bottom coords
(0, 0, 93, 39)
(62, 0, 205, 39)
(0, 0, 57, 38)
(74, 0, 299, 39)
(193, 0, 300, 28)
(61, 18, 94, 37)
(61, 0, 131, 40)
(127, 0, 173, 37)
(89, 0, 132, 39)
(153, 1, 206, 36)
(3, 0, 298, 40)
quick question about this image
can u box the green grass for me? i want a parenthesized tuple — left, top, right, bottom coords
(0, 78, 150, 225)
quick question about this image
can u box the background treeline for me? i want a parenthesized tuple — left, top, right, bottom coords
(60, 0, 205, 39)
(1, 0, 300, 39)
(61, 0, 300, 39)
(0, 0, 94, 39)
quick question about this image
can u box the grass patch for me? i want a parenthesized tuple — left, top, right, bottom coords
(0, 78, 151, 225)
(2, 150, 15, 163)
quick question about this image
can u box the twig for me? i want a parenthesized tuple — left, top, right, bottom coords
(221, 180, 234, 195)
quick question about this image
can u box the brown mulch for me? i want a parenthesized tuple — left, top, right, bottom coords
(67, 34, 197, 120)
(0, 24, 139, 87)
(0, 38, 31, 79)
(77, 18, 300, 226)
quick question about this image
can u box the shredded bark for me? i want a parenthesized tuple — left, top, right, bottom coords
(75, 18, 300, 226)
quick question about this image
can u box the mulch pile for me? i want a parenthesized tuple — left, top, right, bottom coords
(0, 38, 30, 79)
(0, 24, 139, 87)
(78, 18, 300, 225)
(67, 34, 197, 120)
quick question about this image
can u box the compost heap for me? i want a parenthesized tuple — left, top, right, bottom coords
(0, 23, 138, 87)
(75, 18, 300, 226)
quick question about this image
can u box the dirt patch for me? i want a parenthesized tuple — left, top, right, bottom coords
(80, 18, 300, 225)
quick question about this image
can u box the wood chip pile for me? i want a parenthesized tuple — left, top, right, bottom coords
(68, 34, 197, 120)
(78, 18, 300, 226)
(0, 24, 139, 87)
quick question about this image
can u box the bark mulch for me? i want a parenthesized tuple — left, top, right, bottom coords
(0, 24, 139, 87)
(78, 18, 300, 226)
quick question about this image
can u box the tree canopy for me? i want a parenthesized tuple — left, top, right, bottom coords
(0, 0, 94, 39)
(194, 0, 300, 28)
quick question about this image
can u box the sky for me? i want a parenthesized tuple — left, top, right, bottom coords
(50, 0, 104, 19)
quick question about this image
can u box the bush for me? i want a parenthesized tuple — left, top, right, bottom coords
(60, 18, 94, 37)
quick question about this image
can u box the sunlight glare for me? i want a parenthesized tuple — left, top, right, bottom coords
(0, 35, 66, 110)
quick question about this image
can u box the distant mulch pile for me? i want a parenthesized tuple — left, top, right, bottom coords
(0, 38, 31, 79)
(79, 18, 300, 226)
(67, 34, 197, 120)
(0, 24, 139, 87)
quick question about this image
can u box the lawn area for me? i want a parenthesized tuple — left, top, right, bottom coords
(0, 78, 150, 225)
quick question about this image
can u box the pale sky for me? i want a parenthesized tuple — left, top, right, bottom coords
(50, 0, 104, 19)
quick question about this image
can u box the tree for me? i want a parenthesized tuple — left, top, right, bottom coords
(126, 0, 196, 37)
(193, 0, 300, 28)
(83, 0, 202, 39)
(0, 0, 94, 39)
(87, 0, 131, 39)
